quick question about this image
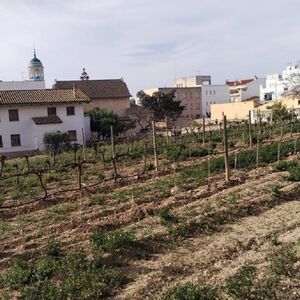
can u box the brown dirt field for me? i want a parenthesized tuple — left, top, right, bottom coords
(1, 153, 300, 299)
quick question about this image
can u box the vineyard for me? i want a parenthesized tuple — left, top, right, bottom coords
(0, 118, 300, 299)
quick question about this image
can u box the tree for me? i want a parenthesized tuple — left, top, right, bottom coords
(267, 102, 291, 123)
(137, 90, 184, 121)
(43, 131, 71, 164)
(87, 108, 134, 138)
(284, 69, 300, 98)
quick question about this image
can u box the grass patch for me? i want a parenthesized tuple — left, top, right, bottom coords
(163, 283, 219, 300)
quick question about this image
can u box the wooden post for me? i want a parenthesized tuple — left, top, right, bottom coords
(81, 128, 86, 161)
(14, 163, 20, 186)
(256, 135, 259, 169)
(248, 111, 253, 148)
(270, 110, 273, 139)
(77, 161, 82, 190)
(290, 107, 294, 138)
(110, 126, 117, 181)
(234, 150, 237, 170)
(277, 127, 283, 162)
(207, 133, 211, 190)
(258, 109, 262, 135)
(223, 114, 230, 183)
(202, 116, 206, 147)
(165, 116, 169, 144)
(152, 121, 158, 171)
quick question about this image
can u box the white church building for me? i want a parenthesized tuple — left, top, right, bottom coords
(0, 52, 91, 156)
(0, 89, 90, 155)
(0, 50, 46, 91)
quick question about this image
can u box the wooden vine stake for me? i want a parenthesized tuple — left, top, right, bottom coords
(256, 134, 259, 169)
(290, 107, 294, 138)
(202, 116, 206, 147)
(223, 114, 230, 183)
(81, 128, 86, 161)
(277, 127, 283, 162)
(110, 125, 118, 181)
(152, 121, 158, 172)
(165, 116, 169, 144)
(248, 111, 253, 148)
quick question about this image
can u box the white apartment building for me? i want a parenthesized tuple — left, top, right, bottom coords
(260, 64, 300, 102)
(0, 89, 90, 155)
(226, 77, 266, 102)
(175, 75, 211, 87)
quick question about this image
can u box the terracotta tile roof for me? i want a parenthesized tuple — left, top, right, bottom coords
(0, 89, 89, 106)
(226, 79, 254, 87)
(53, 79, 131, 99)
(32, 116, 63, 125)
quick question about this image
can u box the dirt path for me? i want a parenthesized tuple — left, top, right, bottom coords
(115, 199, 300, 299)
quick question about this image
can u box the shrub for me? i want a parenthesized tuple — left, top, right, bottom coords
(33, 256, 59, 281)
(226, 265, 256, 299)
(5, 259, 33, 288)
(90, 229, 135, 252)
(45, 239, 62, 257)
(269, 245, 297, 276)
(163, 283, 218, 300)
(287, 165, 300, 181)
(158, 208, 178, 225)
(273, 160, 299, 172)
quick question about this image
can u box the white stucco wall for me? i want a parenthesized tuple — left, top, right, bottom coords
(0, 103, 86, 154)
(241, 78, 265, 100)
(201, 85, 230, 117)
(0, 80, 46, 91)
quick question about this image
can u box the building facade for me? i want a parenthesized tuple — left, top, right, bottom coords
(53, 70, 131, 117)
(175, 75, 211, 87)
(260, 64, 300, 102)
(226, 77, 265, 102)
(0, 89, 89, 155)
(142, 85, 229, 119)
(211, 99, 258, 122)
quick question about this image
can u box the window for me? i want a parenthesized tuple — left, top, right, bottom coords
(11, 134, 21, 147)
(47, 107, 57, 116)
(210, 90, 212, 95)
(0, 136, 2, 148)
(66, 106, 75, 116)
(9, 109, 19, 122)
(68, 130, 77, 141)
(214, 90, 216, 95)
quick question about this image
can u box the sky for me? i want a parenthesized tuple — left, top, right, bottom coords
(0, 0, 300, 97)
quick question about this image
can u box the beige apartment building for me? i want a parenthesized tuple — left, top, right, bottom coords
(142, 85, 229, 119)
(211, 99, 258, 122)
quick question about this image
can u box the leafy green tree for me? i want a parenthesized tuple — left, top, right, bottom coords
(43, 131, 71, 164)
(268, 102, 291, 123)
(137, 90, 184, 121)
(87, 108, 134, 138)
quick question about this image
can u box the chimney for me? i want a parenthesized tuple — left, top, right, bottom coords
(73, 83, 77, 98)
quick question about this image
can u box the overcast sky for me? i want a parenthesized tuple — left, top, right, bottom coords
(0, 0, 299, 96)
